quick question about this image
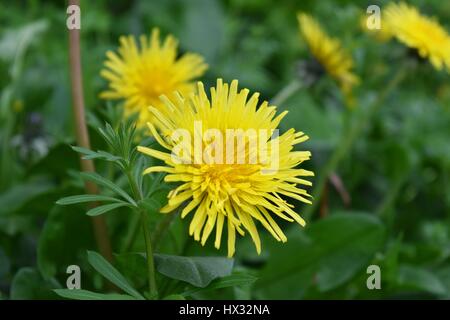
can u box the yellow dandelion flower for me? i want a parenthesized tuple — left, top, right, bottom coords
(384, 2, 450, 72)
(100, 28, 208, 127)
(297, 13, 359, 106)
(138, 79, 314, 257)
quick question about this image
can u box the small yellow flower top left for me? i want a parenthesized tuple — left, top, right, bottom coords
(100, 28, 208, 127)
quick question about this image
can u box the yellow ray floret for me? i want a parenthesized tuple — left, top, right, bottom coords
(138, 79, 314, 257)
(100, 28, 208, 127)
(297, 13, 359, 106)
(384, 2, 450, 72)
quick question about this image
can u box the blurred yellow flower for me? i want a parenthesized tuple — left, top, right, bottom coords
(384, 2, 450, 72)
(138, 79, 313, 257)
(12, 99, 24, 113)
(100, 28, 208, 127)
(297, 13, 359, 106)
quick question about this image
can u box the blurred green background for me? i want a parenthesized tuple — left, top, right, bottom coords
(1, 0, 450, 300)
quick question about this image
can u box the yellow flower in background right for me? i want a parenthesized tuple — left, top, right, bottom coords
(384, 2, 450, 73)
(297, 13, 360, 107)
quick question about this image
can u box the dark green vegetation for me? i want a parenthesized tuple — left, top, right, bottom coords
(1, 0, 450, 300)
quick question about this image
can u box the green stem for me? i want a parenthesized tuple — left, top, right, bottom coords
(376, 173, 408, 219)
(123, 173, 165, 252)
(126, 170, 141, 201)
(271, 79, 303, 107)
(140, 209, 158, 298)
(304, 66, 408, 220)
(125, 167, 158, 298)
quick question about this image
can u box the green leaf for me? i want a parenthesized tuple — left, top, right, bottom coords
(163, 294, 186, 300)
(10, 268, 61, 299)
(114, 253, 148, 289)
(255, 212, 385, 299)
(37, 204, 95, 279)
(0, 20, 48, 62)
(72, 146, 122, 162)
(86, 202, 130, 216)
(87, 251, 144, 300)
(0, 179, 54, 216)
(0, 248, 10, 281)
(179, 0, 224, 63)
(54, 289, 136, 300)
(281, 91, 342, 150)
(83, 150, 122, 162)
(56, 194, 124, 205)
(436, 265, 450, 299)
(396, 265, 447, 296)
(71, 146, 97, 157)
(79, 172, 136, 206)
(153, 254, 234, 288)
(182, 273, 257, 297)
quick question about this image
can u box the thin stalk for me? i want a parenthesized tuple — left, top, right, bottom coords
(126, 170, 141, 201)
(376, 173, 408, 219)
(121, 170, 143, 252)
(68, 0, 113, 262)
(271, 79, 303, 107)
(304, 66, 408, 220)
(125, 168, 158, 298)
(140, 209, 158, 298)
(122, 174, 165, 252)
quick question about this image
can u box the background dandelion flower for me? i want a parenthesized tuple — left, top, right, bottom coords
(384, 2, 450, 72)
(138, 79, 314, 257)
(297, 13, 360, 106)
(100, 28, 208, 127)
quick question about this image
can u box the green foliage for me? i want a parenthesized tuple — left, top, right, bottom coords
(1, 0, 450, 301)
(10, 268, 60, 300)
(78, 172, 137, 206)
(181, 273, 258, 297)
(153, 254, 234, 288)
(37, 204, 95, 279)
(86, 251, 145, 300)
(54, 289, 136, 301)
(255, 213, 385, 298)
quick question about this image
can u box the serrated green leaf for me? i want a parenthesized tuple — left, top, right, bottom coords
(54, 289, 136, 300)
(86, 202, 130, 216)
(87, 251, 144, 300)
(79, 172, 136, 206)
(56, 194, 123, 205)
